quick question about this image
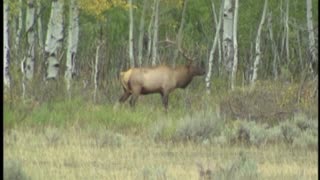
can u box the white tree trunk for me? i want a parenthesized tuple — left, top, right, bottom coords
(218, 33, 222, 75)
(15, 0, 23, 52)
(94, 43, 101, 103)
(24, 0, 36, 80)
(306, 0, 317, 72)
(21, 59, 26, 100)
(137, 0, 147, 67)
(231, 0, 239, 90)
(151, 0, 159, 66)
(37, 0, 44, 49)
(128, 0, 135, 67)
(285, 0, 290, 64)
(222, 0, 234, 73)
(4, 3, 10, 89)
(147, 0, 156, 63)
(251, 0, 268, 88)
(205, 0, 224, 94)
(45, 0, 64, 80)
(65, 0, 79, 93)
(172, 0, 189, 66)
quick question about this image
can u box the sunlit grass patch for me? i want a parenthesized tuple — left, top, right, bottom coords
(4, 127, 318, 180)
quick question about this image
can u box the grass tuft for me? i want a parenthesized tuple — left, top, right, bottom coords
(4, 158, 29, 180)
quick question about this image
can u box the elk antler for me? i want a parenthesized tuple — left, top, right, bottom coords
(178, 47, 194, 62)
(160, 37, 195, 62)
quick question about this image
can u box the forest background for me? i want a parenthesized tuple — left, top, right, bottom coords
(3, 0, 319, 179)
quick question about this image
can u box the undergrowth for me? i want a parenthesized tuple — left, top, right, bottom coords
(4, 79, 318, 150)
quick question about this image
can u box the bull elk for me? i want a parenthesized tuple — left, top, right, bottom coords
(118, 48, 206, 111)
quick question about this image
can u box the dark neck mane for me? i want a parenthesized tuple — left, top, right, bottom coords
(174, 67, 194, 88)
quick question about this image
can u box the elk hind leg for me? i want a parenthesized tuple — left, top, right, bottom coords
(119, 91, 131, 103)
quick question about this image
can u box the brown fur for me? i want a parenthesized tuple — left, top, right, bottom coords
(119, 62, 205, 111)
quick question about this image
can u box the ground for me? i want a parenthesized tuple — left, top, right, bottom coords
(4, 127, 317, 180)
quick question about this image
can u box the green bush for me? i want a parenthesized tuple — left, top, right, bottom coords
(4, 159, 29, 180)
(292, 130, 318, 151)
(228, 120, 285, 147)
(148, 118, 176, 142)
(219, 81, 299, 124)
(173, 112, 223, 143)
(214, 152, 259, 180)
(280, 121, 301, 144)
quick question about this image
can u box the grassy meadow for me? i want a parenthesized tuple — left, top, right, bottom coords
(4, 79, 318, 179)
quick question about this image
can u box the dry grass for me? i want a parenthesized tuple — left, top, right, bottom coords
(4, 127, 318, 180)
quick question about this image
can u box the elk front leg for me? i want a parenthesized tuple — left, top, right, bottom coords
(161, 94, 169, 112)
(129, 94, 139, 107)
(119, 91, 131, 103)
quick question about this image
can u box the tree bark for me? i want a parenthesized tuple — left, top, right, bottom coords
(147, 0, 156, 63)
(251, 0, 268, 89)
(151, 0, 159, 66)
(218, 32, 222, 76)
(231, 0, 239, 90)
(222, 0, 234, 73)
(45, 0, 64, 80)
(205, 0, 224, 94)
(172, 0, 189, 67)
(24, 0, 36, 80)
(15, 0, 23, 53)
(285, 0, 290, 64)
(94, 42, 102, 103)
(37, 0, 44, 50)
(128, 0, 135, 68)
(267, 12, 279, 80)
(4, 2, 11, 89)
(296, 29, 304, 73)
(65, 0, 79, 93)
(306, 0, 317, 73)
(137, 0, 147, 67)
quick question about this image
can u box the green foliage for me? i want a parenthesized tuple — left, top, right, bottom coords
(78, 0, 127, 20)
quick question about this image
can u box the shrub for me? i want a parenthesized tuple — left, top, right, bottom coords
(141, 166, 168, 180)
(173, 112, 223, 143)
(280, 121, 301, 144)
(292, 130, 318, 151)
(44, 127, 61, 146)
(219, 81, 299, 124)
(214, 152, 259, 180)
(88, 128, 124, 148)
(148, 118, 176, 142)
(293, 113, 318, 133)
(4, 159, 29, 180)
(229, 120, 284, 147)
